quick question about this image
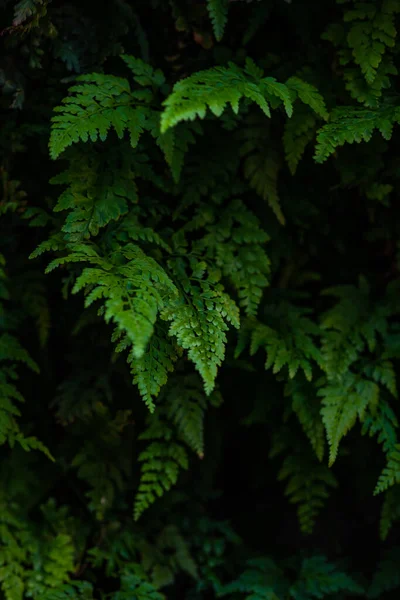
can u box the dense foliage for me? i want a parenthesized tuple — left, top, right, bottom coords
(2, 0, 400, 597)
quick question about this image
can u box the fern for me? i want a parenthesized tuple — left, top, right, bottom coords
(375, 443, 400, 493)
(49, 73, 148, 159)
(285, 77, 328, 120)
(160, 60, 294, 133)
(71, 410, 132, 520)
(283, 106, 318, 175)
(207, 0, 229, 42)
(13, 271, 50, 348)
(240, 117, 284, 224)
(368, 546, 400, 597)
(121, 54, 166, 89)
(194, 198, 271, 316)
(49, 55, 177, 174)
(39, 582, 94, 600)
(26, 534, 75, 595)
(150, 525, 198, 584)
(220, 556, 288, 600)
(245, 303, 321, 381)
(0, 504, 32, 600)
(275, 452, 337, 534)
(361, 399, 398, 453)
(315, 102, 400, 163)
(286, 377, 326, 462)
(161, 269, 239, 395)
(134, 426, 189, 520)
(51, 243, 176, 358)
(344, 0, 399, 85)
(322, 1, 399, 106)
(0, 332, 52, 458)
(112, 564, 165, 600)
(0, 503, 78, 600)
(380, 485, 400, 540)
(50, 150, 138, 242)
(128, 327, 182, 412)
(319, 372, 380, 466)
(221, 555, 362, 600)
(319, 277, 389, 381)
(166, 374, 220, 458)
(290, 556, 363, 599)
(6, 1, 400, 595)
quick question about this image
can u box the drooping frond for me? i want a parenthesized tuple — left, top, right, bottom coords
(160, 60, 294, 133)
(49, 74, 148, 159)
(128, 327, 182, 412)
(375, 443, 400, 494)
(246, 304, 321, 381)
(319, 372, 380, 466)
(283, 106, 318, 175)
(380, 485, 400, 540)
(166, 374, 215, 458)
(161, 271, 239, 395)
(134, 426, 189, 521)
(314, 103, 400, 163)
(50, 150, 138, 242)
(206, 0, 229, 41)
(276, 452, 337, 534)
(286, 377, 325, 462)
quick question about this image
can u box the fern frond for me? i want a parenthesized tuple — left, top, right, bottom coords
(0, 334, 52, 459)
(286, 378, 325, 461)
(283, 107, 318, 174)
(0, 505, 33, 600)
(375, 443, 400, 494)
(290, 556, 363, 599)
(361, 399, 398, 453)
(369, 546, 400, 597)
(70, 244, 177, 360)
(343, 59, 397, 107)
(113, 564, 165, 600)
(49, 73, 149, 159)
(134, 436, 188, 520)
(13, 271, 50, 347)
(320, 277, 388, 380)
(207, 0, 229, 41)
(277, 453, 337, 534)
(154, 524, 198, 583)
(249, 304, 321, 381)
(195, 198, 270, 315)
(29, 534, 75, 592)
(319, 372, 380, 466)
(380, 485, 400, 540)
(363, 359, 397, 397)
(162, 275, 239, 395)
(314, 103, 400, 163)
(243, 147, 284, 225)
(219, 557, 287, 600)
(166, 374, 209, 457)
(129, 327, 182, 412)
(160, 61, 294, 133)
(345, 0, 399, 85)
(29, 234, 66, 260)
(286, 77, 328, 120)
(51, 151, 138, 242)
(156, 124, 198, 183)
(121, 54, 165, 88)
(39, 582, 94, 600)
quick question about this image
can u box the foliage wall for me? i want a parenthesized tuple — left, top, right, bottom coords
(1, 0, 400, 598)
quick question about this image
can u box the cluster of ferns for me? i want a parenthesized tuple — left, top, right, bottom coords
(1, 0, 400, 598)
